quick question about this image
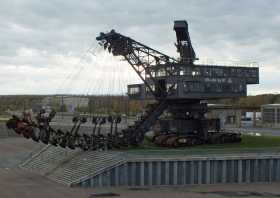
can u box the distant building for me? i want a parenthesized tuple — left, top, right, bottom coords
(261, 104, 280, 128)
(62, 96, 89, 112)
(207, 104, 261, 128)
(207, 104, 237, 129)
(41, 96, 53, 107)
(41, 96, 89, 112)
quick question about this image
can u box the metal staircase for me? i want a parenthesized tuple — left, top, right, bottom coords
(21, 145, 126, 186)
(21, 145, 80, 174)
(49, 151, 125, 186)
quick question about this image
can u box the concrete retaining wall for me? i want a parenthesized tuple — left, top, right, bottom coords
(76, 155, 280, 187)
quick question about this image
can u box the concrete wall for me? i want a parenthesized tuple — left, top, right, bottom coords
(76, 155, 280, 187)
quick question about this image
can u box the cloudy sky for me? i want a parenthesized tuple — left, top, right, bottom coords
(0, 0, 279, 95)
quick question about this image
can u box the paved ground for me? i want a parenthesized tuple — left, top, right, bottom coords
(227, 126, 280, 136)
(0, 137, 43, 168)
(2, 137, 280, 198)
(1, 168, 280, 198)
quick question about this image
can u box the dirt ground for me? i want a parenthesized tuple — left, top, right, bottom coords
(1, 137, 280, 198)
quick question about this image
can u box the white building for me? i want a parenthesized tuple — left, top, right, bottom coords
(63, 96, 89, 112)
(261, 104, 280, 128)
(41, 96, 89, 112)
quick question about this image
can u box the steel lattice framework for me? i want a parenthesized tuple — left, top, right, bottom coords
(97, 30, 178, 99)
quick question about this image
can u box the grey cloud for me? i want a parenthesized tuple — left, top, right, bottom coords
(0, 0, 279, 94)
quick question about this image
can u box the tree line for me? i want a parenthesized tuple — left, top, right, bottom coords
(1, 94, 280, 115)
(0, 95, 147, 115)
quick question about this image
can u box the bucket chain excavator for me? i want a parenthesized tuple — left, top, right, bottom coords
(6, 20, 259, 150)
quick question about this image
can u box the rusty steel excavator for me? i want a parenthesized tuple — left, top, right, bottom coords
(6, 20, 259, 150)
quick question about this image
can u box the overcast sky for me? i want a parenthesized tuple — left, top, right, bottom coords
(0, 0, 279, 95)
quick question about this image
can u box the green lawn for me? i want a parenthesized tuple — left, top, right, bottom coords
(125, 135, 280, 155)
(0, 117, 9, 123)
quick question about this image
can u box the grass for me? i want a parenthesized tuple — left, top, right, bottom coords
(0, 117, 9, 123)
(125, 134, 280, 156)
